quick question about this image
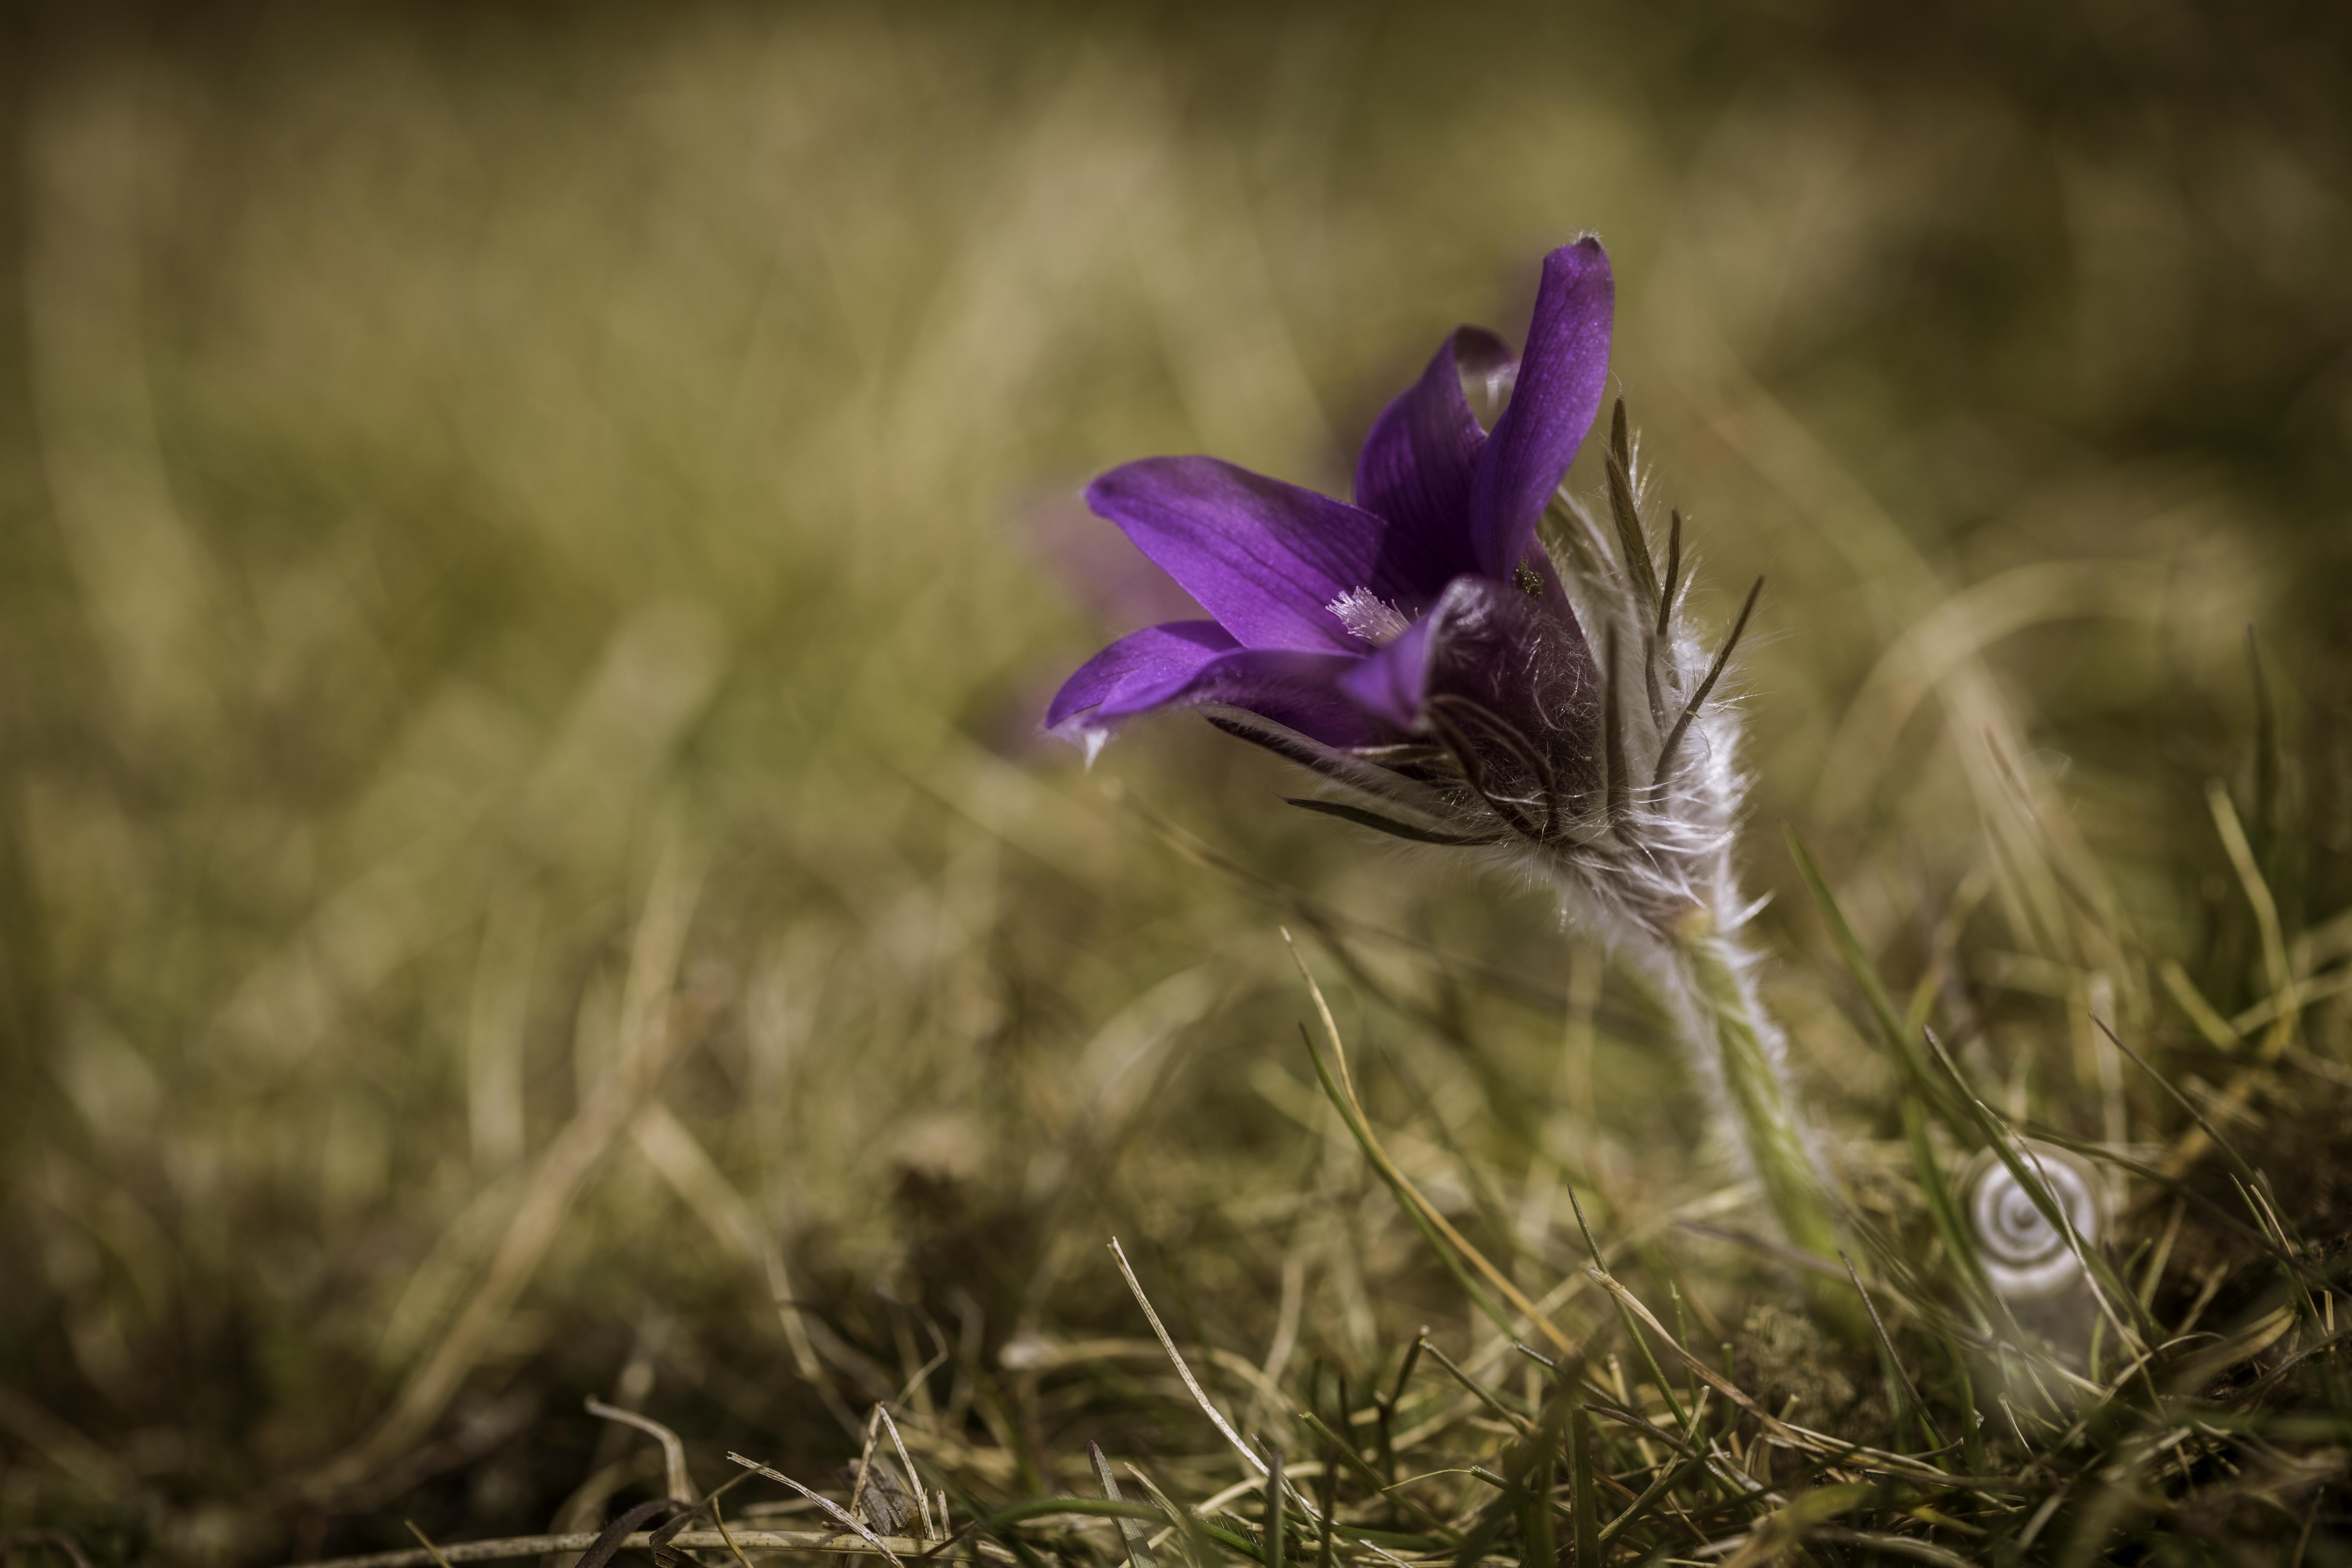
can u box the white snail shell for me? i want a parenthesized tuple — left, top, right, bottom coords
(1960, 1141, 2105, 1301)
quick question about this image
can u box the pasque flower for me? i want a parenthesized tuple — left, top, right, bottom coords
(1047, 240, 1613, 814)
(1048, 238, 1844, 1267)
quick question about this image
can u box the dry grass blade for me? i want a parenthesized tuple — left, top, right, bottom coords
(726, 1453, 909, 1568)
(2207, 781, 2293, 1052)
(1105, 1238, 1270, 1481)
(1566, 1184, 1690, 1435)
(399, 1526, 453, 1568)
(1585, 1269, 1824, 1458)
(877, 1405, 938, 1541)
(584, 1397, 696, 1505)
(659, 1487, 760, 1568)
(849, 1404, 884, 1536)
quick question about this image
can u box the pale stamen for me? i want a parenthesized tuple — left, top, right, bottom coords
(1326, 586, 1411, 647)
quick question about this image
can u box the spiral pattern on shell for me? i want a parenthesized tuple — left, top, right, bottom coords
(1962, 1142, 2103, 1301)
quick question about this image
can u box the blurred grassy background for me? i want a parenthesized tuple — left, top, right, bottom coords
(1, 1, 2348, 1561)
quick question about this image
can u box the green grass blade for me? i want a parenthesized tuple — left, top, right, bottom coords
(1786, 827, 1970, 1139)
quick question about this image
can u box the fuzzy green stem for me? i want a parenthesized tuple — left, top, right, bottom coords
(1668, 926, 1857, 1332)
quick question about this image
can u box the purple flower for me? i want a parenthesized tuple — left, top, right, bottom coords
(1042, 242, 1834, 1258)
(1047, 239, 1617, 844)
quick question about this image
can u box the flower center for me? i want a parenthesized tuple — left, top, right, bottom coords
(1325, 587, 1410, 647)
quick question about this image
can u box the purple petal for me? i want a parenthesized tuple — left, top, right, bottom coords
(1466, 239, 1614, 579)
(1047, 621, 1389, 750)
(1086, 458, 1394, 654)
(1046, 620, 1237, 731)
(1336, 615, 1438, 731)
(1351, 327, 1513, 598)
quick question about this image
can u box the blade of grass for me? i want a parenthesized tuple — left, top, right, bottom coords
(976, 1501, 1166, 1529)
(2208, 782, 2295, 1059)
(1414, 1336, 1533, 1433)
(1292, 1412, 1455, 1541)
(403, 1523, 457, 1568)
(1283, 933, 1579, 1358)
(1313, 1449, 1335, 1568)
(584, 1398, 697, 1506)
(2019, 1122, 2314, 1280)
(1107, 1238, 1269, 1480)
(1264, 1444, 1285, 1568)
(1597, 1449, 1710, 1548)
(878, 1407, 937, 1542)
(727, 1453, 907, 1568)
(2158, 958, 2245, 1053)
(1838, 1253, 1945, 1454)
(1090, 1444, 1159, 1568)
(1122, 1463, 1215, 1568)
(1569, 1404, 1599, 1567)
(1786, 829, 1967, 1137)
(1565, 1185, 1691, 1438)
(1900, 1100, 1994, 1316)
(2093, 1017, 2265, 1195)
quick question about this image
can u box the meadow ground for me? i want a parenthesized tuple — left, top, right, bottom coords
(2, 4, 2351, 1564)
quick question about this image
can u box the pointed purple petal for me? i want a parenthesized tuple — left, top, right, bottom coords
(1086, 458, 1393, 654)
(1052, 630, 1388, 751)
(1351, 327, 1513, 599)
(1159, 648, 1392, 748)
(1046, 620, 1237, 731)
(1466, 239, 1615, 579)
